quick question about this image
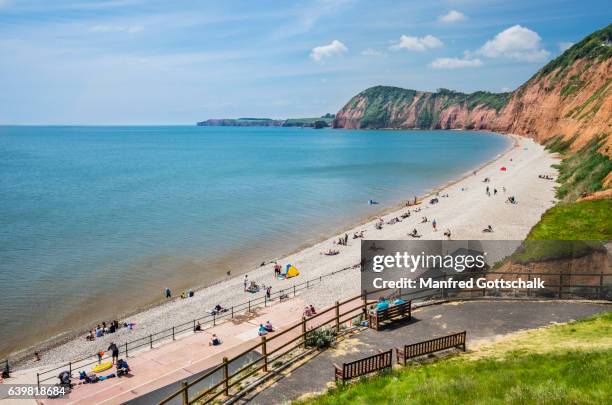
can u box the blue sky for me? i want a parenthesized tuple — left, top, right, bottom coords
(0, 0, 609, 124)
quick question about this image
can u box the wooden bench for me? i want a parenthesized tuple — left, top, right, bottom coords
(395, 331, 466, 365)
(333, 349, 393, 383)
(367, 300, 412, 331)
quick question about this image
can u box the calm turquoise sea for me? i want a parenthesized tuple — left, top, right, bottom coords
(0, 126, 509, 356)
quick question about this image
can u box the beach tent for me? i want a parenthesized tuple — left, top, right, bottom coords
(500, 167, 507, 171)
(283, 264, 300, 278)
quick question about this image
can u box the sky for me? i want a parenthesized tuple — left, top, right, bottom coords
(0, 0, 610, 124)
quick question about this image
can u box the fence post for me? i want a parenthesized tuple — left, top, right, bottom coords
(307, 280, 309, 289)
(599, 271, 604, 299)
(261, 336, 268, 372)
(248, 300, 251, 312)
(302, 316, 307, 348)
(213, 313, 216, 326)
(223, 357, 229, 396)
(527, 269, 532, 297)
(335, 301, 340, 332)
(37, 372, 40, 389)
(69, 361, 72, 376)
(125, 342, 128, 358)
(559, 274, 563, 299)
(181, 380, 189, 405)
(293, 285, 296, 297)
(149, 334, 153, 349)
(172, 326, 175, 340)
(264, 293, 267, 307)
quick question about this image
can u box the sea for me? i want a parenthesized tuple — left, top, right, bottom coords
(0, 126, 510, 357)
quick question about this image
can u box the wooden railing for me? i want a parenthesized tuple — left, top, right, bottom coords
(34, 263, 358, 387)
(396, 331, 466, 366)
(333, 349, 392, 383)
(158, 294, 367, 404)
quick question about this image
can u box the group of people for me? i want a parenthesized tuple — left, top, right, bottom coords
(303, 304, 317, 317)
(86, 320, 124, 341)
(538, 174, 554, 180)
(258, 321, 275, 336)
(373, 296, 406, 312)
(335, 233, 349, 246)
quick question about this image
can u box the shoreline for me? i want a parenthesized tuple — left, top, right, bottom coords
(8, 132, 555, 369)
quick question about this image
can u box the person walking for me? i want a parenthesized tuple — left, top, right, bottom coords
(108, 342, 119, 364)
(164, 287, 172, 299)
(432, 218, 437, 231)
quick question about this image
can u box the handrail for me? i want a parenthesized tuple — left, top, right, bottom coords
(34, 263, 359, 385)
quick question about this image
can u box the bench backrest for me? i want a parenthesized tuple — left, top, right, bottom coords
(404, 331, 466, 360)
(343, 349, 392, 380)
(374, 301, 411, 320)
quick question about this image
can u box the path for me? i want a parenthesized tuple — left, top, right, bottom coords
(244, 300, 611, 404)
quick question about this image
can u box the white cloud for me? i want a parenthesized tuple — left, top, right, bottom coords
(559, 41, 574, 52)
(477, 25, 550, 62)
(90, 24, 144, 33)
(430, 57, 482, 69)
(390, 35, 443, 51)
(361, 48, 383, 57)
(310, 40, 348, 61)
(439, 10, 467, 23)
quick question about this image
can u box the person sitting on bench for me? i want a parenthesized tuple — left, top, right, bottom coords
(376, 297, 389, 311)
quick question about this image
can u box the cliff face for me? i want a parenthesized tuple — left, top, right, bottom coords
(334, 24, 612, 156)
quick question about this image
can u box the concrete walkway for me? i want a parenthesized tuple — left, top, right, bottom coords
(244, 300, 611, 404)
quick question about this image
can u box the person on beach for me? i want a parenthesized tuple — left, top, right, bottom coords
(34, 351, 41, 362)
(194, 321, 202, 332)
(258, 324, 267, 336)
(432, 218, 437, 231)
(309, 304, 316, 314)
(444, 229, 452, 240)
(209, 334, 221, 346)
(266, 286, 271, 299)
(108, 342, 119, 364)
(86, 330, 95, 341)
(304, 306, 312, 317)
(97, 351, 104, 364)
(243, 275, 248, 291)
(483, 225, 493, 233)
(394, 297, 405, 306)
(264, 321, 274, 332)
(95, 325, 103, 338)
(165, 288, 172, 299)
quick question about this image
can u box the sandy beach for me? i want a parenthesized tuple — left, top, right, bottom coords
(11, 134, 559, 371)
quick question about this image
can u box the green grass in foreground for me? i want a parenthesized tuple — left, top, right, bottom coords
(296, 312, 612, 405)
(527, 199, 612, 240)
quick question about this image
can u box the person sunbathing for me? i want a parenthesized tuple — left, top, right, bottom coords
(408, 229, 421, 238)
(323, 249, 339, 256)
(482, 225, 493, 233)
(264, 321, 274, 332)
(421, 217, 428, 223)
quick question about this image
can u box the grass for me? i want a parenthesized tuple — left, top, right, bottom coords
(296, 312, 612, 405)
(526, 200, 612, 240)
(550, 136, 611, 202)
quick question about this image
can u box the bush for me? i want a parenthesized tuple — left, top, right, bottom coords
(305, 327, 337, 349)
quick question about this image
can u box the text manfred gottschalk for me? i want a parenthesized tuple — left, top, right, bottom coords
(360, 240, 610, 300)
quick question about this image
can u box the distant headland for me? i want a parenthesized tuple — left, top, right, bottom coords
(197, 114, 335, 128)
